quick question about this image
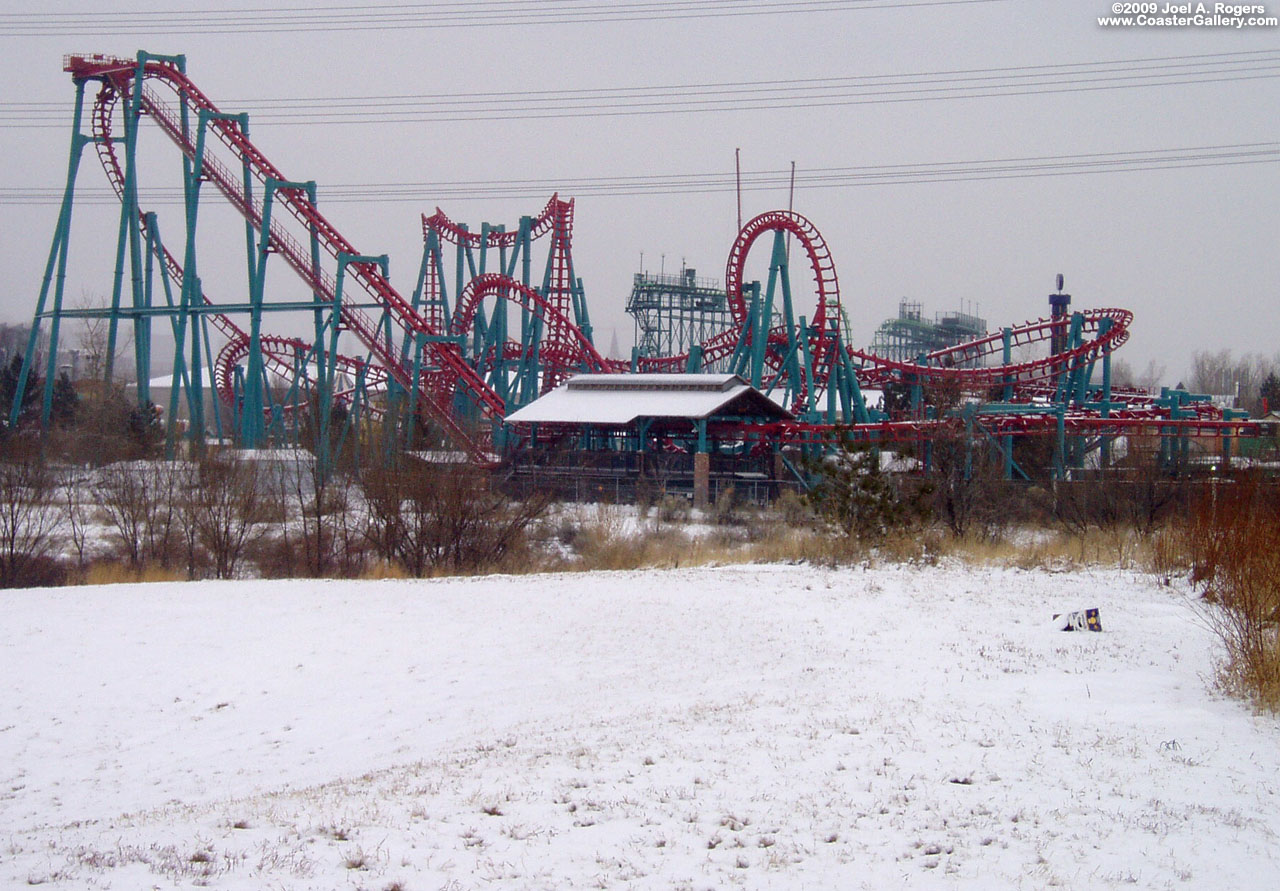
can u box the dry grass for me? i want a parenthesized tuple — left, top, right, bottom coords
(933, 527, 1157, 571)
(80, 562, 187, 586)
(557, 507, 862, 573)
(359, 560, 411, 581)
(567, 521, 699, 571)
(556, 502, 1192, 576)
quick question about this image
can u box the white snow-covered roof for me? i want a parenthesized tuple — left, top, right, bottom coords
(142, 365, 359, 391)
(141, 369, 213, 389)
(505, 373, 793, 426)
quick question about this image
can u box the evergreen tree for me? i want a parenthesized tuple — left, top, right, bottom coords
(127, 400, 164, 455)
(803, 439, 931, 539)
(0, 355, 39, 429)
(1260, 371, 1280, 415)
(51, 372, 79, 427)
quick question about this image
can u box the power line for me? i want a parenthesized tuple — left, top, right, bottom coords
(3, 50, 1276, 128)
(3, 142, 1275, 205)
(0, 0, 1010, 35)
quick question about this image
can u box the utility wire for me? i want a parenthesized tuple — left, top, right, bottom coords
(0, 0, 1010, 35)
(3, 143, 1275, 205)
(2, 50, 1276, 128)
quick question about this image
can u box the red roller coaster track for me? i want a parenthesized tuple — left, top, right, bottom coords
(71, 53, 505, 462)
(423, 194, 564, 249)
(65, 52, 1257, 467)
(88, 79, 388, 415)
(632, 207, 1135, 406)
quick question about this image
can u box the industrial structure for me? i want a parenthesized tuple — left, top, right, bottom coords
(9, 52, 1267, 504)
(868, 300, 987, 364)
(627, 267, 734, 368)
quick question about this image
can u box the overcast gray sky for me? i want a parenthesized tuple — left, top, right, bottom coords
(2, 0, 1277, 384)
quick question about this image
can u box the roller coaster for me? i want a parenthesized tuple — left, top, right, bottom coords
(11, 52, 1264, 485)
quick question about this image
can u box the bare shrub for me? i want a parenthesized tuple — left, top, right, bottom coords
(922, 421, 1015, 541)
(360, 559, 410, 580)
(0, 440, 65, 587)
(711, 486, 742, 527)
(570, 521, 694, 571)
(270, 452, 353, 577)
(359, 461, 549, 576)
(1177, 473, 1280, 709)
(93, 460, 182, 569)
(774, 488, 812, 527)
(657, 494, 691, 524)
(188, 455, 270, 579)
(60, 467, 94, 572)
(1055, 447, 1191, 537)
(61, 384, 164, 466)
(82, 561, 185, 585)
(359, 462, 405, 568)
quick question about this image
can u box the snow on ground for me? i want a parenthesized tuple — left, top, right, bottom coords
(2, 563, 1278, 889)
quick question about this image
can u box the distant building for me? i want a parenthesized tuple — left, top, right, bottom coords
(627, 267, 734, 367)
(0, 323, 74, 378)
(868, 300, 987, 363)
(0, 323, 34, 367)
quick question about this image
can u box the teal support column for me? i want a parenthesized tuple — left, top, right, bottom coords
(478, 222, 491, 276)
(12, 79, 91, 430)
(730, 282, 761, 383)
(103, 58, 149, 390)
(244, 179, 312, 445)
(767, 232, 803, 411)
(194, 109, 250, 445)
(1001, 327, 1013, 479)
(404, 230, 452, 450)
(519, 217, 533, 287)
(322, 253, 389, 474)
(750, 246, 784, 390)
(795, 314, 816, 419)
(1099, 317, 1113, 469)
(1054, 406, 1066, 481)
(180, 109, 222, 448)
(139, 214, 189, 456)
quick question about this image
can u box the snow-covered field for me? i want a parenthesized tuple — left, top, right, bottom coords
(3, 563, 1277, 889)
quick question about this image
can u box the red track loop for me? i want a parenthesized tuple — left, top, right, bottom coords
(214, 334, 386, 409)
(637, 210, 842, 379)
(450, 273, 610, 377)
(725, 210, 841, 335)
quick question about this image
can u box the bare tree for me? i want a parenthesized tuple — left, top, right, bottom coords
(1136, 358, 1167, 395)
(272, 451, 348, 577)
(72, 290, 138, 384)
(359, 462, 404, 568)
(189, 455, 270, 579)
(0, 442, 64, 587)
(94, 461, 182, 569)
(1189, 350, 1277, 413)
(61, 467, 92, 571)
(1109, 358, 1136, 389)
(358, 461, 549, 577)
